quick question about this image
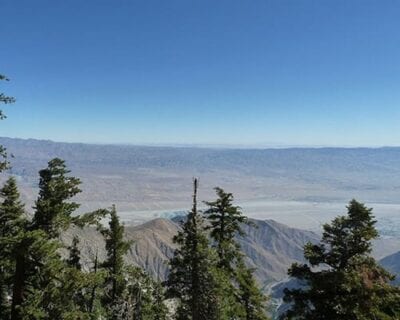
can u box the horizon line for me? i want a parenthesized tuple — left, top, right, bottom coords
(1, 136, 399, 150)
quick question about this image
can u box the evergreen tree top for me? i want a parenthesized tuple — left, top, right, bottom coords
(204, 186, 250, 272)
(0, 177, 26, 236)
(282, 199, 400, 320)
(1, 177, 21, 203)
(308, 199, 378, 269)
(204, 187, 249, 240)
(33, 158, 81, 238)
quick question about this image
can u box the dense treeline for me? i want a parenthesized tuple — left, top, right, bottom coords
(0, 159, 169, 320)
(0, 158, 171, 319)
(1, 76, 400, 319)
(0, 160, 267, 320)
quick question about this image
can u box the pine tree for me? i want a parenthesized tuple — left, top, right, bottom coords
(0, 74, 16, 171)
(204, 187, 249, 272)
(0, 75, 15, 106)
(88, 250, 101, 316)
(10, 158, 82, 320)
(101, 205, 131, 319)
(204, 187, 268, 320)
(0, 177, 26, 320)
(281, 199, 400, 319)
(58, 259, 106, 320)
(67, 247, 108, 320)
(60, 235, 92, 318)
(147, 281, 168, 320)
(124, 266, 168, 320)
(67, 236, 82, 270)
(236, 260, 269, 320)
(167, 179, 221, 320)
(32, 158, 81, 238)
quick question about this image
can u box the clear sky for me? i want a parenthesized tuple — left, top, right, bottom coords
(1, 0, 399, 146)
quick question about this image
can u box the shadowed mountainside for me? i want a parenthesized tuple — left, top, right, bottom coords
(380, 251, 400, 285)
(63, 217, 319, 287)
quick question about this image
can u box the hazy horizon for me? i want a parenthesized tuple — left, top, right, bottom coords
(2, 135, 400, 150)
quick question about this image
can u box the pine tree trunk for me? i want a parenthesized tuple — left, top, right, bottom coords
(10, 252, 25, 320)
(191, 179, 201, 320)
(88, 252, 98, 314)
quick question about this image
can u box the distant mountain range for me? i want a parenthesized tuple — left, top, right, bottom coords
(1, 137, 400, 216)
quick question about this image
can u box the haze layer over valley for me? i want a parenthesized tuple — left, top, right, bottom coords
(2, 136, 400, 236)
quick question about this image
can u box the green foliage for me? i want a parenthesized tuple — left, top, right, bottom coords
(71, 208, 109, 229)
(281, 199, 400, 320)
(0, 75, 15, 107)
(204, 187, 269, 320)
(204, 187, 249, 272)
(0, 178, 26, 320)
(122, 266, 168, 320)
(97, 208, 167, 320)
(0, 74, 15, 171)
(101, 205, 132, 318)
(67, 236, 82, 270)
(9, 159, 104, 320)
(168, 179, 222, 320)
(2, 159, 169, 320)
(236, 261, 269, 320)
(7, 227, 64, 319)
(57, 260, 107, 319)
(33, 158, 81, 238)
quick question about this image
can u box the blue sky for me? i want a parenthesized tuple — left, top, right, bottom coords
(1, 0, 399, 146)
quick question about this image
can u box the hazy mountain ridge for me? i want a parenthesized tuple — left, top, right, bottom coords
(64, 217, 320, 286)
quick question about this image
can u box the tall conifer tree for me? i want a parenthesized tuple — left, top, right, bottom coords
(204, 187, 268, 320)
(0, 177, 26, 320)
(167, 179, 221, 320)
(32, 158, 81, 238)
(281, 200, 400, 319)
(101, 205, 131, 319)
(204, 187, 249, 272)
(11, 158, 82, 320)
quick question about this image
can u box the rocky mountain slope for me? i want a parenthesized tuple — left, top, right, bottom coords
(237, 219, 318, 287)
(64, 217, 319, 287)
